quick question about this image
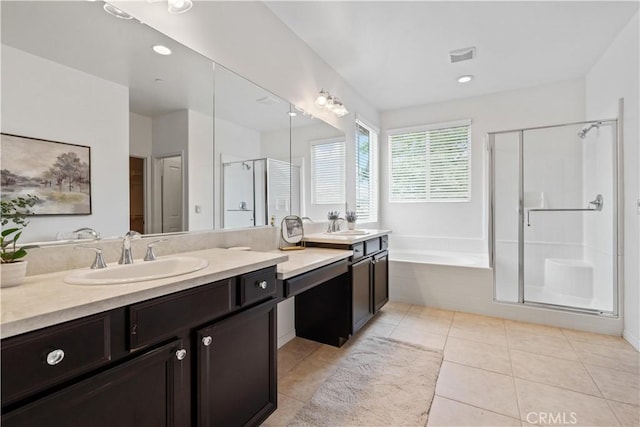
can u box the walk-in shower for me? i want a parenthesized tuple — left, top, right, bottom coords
(222, 158, 300, 229)
(488, 113, 621, 315)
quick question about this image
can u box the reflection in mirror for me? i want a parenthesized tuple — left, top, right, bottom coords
(214, 65, 301, 229)
(1, 0, 214, 242)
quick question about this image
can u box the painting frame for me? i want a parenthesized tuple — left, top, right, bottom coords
(1, 133, 92, 216)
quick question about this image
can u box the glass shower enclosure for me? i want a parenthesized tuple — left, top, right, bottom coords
(222, 158, 300, 229)
(489, 117, 620, 315)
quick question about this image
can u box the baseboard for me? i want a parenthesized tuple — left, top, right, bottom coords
(623, 329, 640, 351)
(277, 330, 296, 349)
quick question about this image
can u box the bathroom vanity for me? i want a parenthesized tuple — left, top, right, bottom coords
(0, 249, 287, 427)
(278, 230, 390, 347)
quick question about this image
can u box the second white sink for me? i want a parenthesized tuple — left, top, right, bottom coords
(327, 230, 370, 236)
(64, 256, 209, 285)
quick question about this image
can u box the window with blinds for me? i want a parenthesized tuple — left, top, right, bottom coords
(356, 120, 378, 222)
(311, 139, 345, 204)
(389, 121, 471, 202)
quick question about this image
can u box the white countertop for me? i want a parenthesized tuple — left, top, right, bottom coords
(273, 248, 353, 280)
(0, 248, 288, 339)
(303, 229, 391, 245)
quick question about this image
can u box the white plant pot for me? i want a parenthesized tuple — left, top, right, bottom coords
(1, 261, 28, 288)
(347, 221, 355, 230)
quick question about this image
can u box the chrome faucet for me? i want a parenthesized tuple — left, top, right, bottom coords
(73, 227, 100, 240)
(328, 218, 345, 233)
(75, 247, 107, 269)
(119, 231, 141, 264)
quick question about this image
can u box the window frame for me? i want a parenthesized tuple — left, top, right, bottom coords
(387, 119, 472, 203)
(355, 117, 379, 223)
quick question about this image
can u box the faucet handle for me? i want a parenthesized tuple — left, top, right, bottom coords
(144, 239, 168, 261)
(75, 247, 107, 269)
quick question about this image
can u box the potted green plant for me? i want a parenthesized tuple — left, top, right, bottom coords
(1, 194, 38, 288)
(345, 210, 357, 230)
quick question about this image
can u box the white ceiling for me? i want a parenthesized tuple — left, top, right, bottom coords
(265, 1, 638, 111)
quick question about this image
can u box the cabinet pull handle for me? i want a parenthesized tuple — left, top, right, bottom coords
(175, 349, 187, 361)
(202, 336, 213, 346)
(256, 280, 268, 290)
(46, 349, 65, 366)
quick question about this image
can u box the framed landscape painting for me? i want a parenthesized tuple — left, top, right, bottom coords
(1, 133, 92, 215)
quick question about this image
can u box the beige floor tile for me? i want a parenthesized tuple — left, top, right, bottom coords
(585, 364, 640, 405)
(435, 361, 520, 419)
(384, 300, 412, 312)
(505, 320, 564, 338)
(409, 305, 455, 319)
(453, 312, 506, 327)
(444, 336, 512, 375)
(390, 324, 448, 350)
(427, 396, 521, 426)
(280, 337, 321, 358)
(510, 350, 601, 396)
(277, 350, 305, 380)
(507, 329, 579, 361)
(397, 312, 452, 336)
(303, 343, 348, 366)
(572, 341, 640, 374)
(562, 329, 633, 349)
(608, 400, 640, 427)
(261, 393, 305, 427)
(374, 307, 407, 326)
(278, 358, 335, 402)
(515, 378, 620, 426)
(356, 318, 396, 339)
(449, 321, 508, 348)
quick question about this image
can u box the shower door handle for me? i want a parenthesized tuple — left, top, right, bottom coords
(526, 194, 603, 226)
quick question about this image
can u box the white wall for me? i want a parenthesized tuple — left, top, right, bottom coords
(586, 12, 640, 350)
(188, 109, 214, 231)
(1, 45, 129, 242)
(381, 79, 586, 244)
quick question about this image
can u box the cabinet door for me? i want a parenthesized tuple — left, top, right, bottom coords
(373, 251, 389, 312)
(197, 299, 277, 427)
(351, 257, 373, 334)
(2, 339, 190, 427)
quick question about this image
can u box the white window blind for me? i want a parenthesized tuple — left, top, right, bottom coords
(389, 121, 471, 202)
(355, 120, 378, 222)
(311, 139, 345, 204)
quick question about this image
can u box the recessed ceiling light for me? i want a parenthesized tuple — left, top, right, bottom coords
(168, 0, 193, 14)
(103, 3, 133, 20)
(457, 75, 474, 84)
(153, 45, 172, 55)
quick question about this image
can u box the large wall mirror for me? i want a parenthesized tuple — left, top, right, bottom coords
(1, 0, 345, 243)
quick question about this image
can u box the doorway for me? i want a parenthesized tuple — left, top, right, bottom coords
(129, 156, 145, 234)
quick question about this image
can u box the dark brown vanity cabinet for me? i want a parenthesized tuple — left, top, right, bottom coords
(1, 266, 278, 427)
(306, 235, 390, 336)
(2, 338, 190, 427)
(196, 299, 277, 427)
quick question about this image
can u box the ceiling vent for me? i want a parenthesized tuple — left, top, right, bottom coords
(449, 47, 476, 64)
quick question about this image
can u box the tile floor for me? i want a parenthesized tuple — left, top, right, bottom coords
(262, 302, 640, 427)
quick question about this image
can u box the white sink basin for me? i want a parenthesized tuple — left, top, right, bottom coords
(326, 230, 370, 236)
(64, 256, 209, 285)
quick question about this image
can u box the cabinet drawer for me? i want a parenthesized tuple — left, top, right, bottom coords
(352, 243, 365, 261)
(284, 260, 348, 298)
(364, 238, 381, 256)
(1, 312, 112, 406)
(239, 267, 276, 306)
(129, 279, 235, 349)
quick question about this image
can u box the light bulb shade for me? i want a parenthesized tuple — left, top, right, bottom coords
(168, 0, 193, 14)
(326, 96, 337, 111)
(315, 90, 328, 107)
(103, 3, 133, 19)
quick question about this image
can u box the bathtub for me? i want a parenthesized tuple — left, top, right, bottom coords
(388, 245, 492, 311)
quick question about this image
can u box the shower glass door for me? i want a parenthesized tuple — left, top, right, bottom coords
(491, 120, 618, 314)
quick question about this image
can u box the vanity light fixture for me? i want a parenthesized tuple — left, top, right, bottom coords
(168, 0, 193, 14)
(315, 89, 349, 117)
(457, 75, 474, 84)
(103, 3, 133, 19)
(152, 45, 172, 56)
